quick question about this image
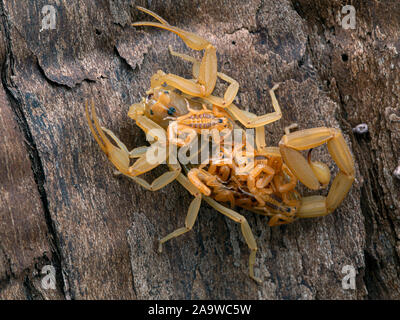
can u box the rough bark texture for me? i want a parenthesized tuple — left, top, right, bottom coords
(0, 0, 399, 299)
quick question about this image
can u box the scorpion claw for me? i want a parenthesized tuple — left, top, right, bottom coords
(85, 100, 131, 176)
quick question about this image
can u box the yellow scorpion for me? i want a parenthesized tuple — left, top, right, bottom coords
(85, 7, 355, 283)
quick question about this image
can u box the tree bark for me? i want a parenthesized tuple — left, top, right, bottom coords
(0, 0, 398, 299)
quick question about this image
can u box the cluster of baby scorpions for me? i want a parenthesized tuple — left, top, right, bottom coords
(85, 7, 355, 283)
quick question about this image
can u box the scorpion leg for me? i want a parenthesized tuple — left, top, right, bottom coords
(187, 168, 233, 207)
(268, 213, 295, 226)
(150, 71, 205, 96)
(187, 168, 212, 196)
(128, 146, 150, 158)
(200, 72, 239, 107)
(203, 197, 262, 283)
(279, 127, 355, 216)
(168, 45, 201, 80)
(131, 160, 181, 192)
(216, 72, 239, 107)
(158, 195, 202, 252)
(236, 109, 269, 151)
(168, 45, 240, 106)
(203, 83, 283, 128)
(227, 109, 283, 158)
(158, 173, 202, 253)
(169, 45, 240, 106)
(284, 123, 299, 135)
(255, 127, 267, 151)
(229, 83, 282, 128)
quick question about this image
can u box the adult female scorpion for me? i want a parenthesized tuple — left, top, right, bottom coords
(85, 7, 355, 282)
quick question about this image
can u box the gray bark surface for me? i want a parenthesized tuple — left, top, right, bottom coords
(0, 0, 398, 299)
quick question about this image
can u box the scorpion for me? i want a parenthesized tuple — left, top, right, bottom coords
(85, 7, 355, 283)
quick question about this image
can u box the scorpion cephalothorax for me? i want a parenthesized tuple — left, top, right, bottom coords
(167, 104, 233, 147)
(180, 112, 228, 130)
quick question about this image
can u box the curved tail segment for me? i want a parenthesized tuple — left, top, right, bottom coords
(279, 127, 355, 217)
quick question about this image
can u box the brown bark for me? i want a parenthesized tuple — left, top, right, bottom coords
(0, 0, 398, 299)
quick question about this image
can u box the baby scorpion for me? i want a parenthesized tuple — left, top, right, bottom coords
(85, 7, 355, 283)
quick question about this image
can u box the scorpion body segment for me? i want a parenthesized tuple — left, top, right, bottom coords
(142, 87, 190, 129)
(174, 105, 231, 133)
(181, 112, 227, 130)
(86, 7, 355, 283)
